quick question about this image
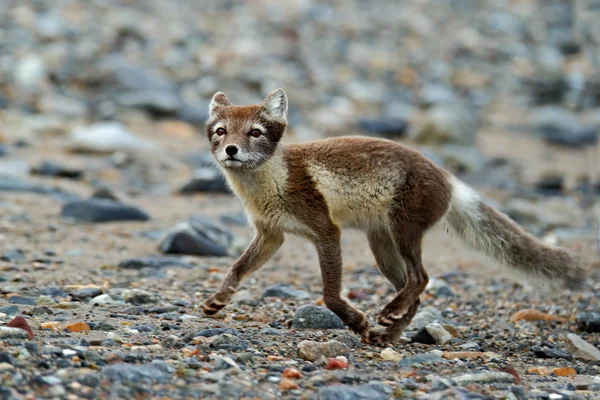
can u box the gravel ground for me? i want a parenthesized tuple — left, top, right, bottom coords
(1, 1, 600, 399)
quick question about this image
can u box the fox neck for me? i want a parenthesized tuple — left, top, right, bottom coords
(221, 146, 288, 205)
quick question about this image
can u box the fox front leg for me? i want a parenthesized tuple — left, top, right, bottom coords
(202, 226, 283, 315)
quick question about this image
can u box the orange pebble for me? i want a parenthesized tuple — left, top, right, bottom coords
(326, 356, 348, 370)
(65, 322, 91, 333)
(280, 378, 299, 391)
(282, 368, 302, 379)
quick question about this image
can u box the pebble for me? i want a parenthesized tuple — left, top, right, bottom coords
(510, 308, 565, 323)
(380, 347, 403, 362)
(399, 352, 446, 368)
(65, 322, 91, 332)
(291, 305, 345, 330)
(297, 340, 349, 362)
(31, 160, 83, 180)
(0, 327, 30, 339)
(576, 311, 600, 333)
(101, 361, 175, 384)
(69, 122, 156, 154)
(453, 372, 515, 385)
(90, 294, 125, 306)
(263, 283, 311, 300)
(531, 106, 598, 148)
(41, 322, 61, 331)
(316, 383, 392, 400)
(6, 316, 34, 339)
(35, 295, 56, 306)
(279, 378, 299, 391)
(61, 199, 150, 223)
(282, 368, 302, 379)
(121, 289, 159, 305)
(325, 356, 348, 370)
(412, 104, 477, 146)
(178, 168, 229, 194)
(118, 256, 194, 270)
(159, 218, 233, 257)
(206, 333, 248, 352)
(565, 333, 600, 361)
(425, 322, 451, 345)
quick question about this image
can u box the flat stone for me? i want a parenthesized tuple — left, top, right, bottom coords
(62, 199, 149, 223)
(101, 361, 175, 384)
(263, 283, 311, 300)
(297, 340, 349, 362)
(292, 305, 345, 330)
(118, 256, 194, 270)
(453, 372, 515, 385)
(566, 333, 600, 361)
(317, 383, 392, 400)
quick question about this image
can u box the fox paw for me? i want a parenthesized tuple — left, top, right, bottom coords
(201, 296, 227, 315)
(364, 330, 393, 347)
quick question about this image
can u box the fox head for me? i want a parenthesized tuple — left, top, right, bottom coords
(206, 89, 288, 170)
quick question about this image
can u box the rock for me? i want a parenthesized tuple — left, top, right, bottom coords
(9, 296, 35, 305)
(453, 372, 515, 385)
(279, 378, 300, 391)
(91, 187, 121, 202)
(195, 328, 239, 338)
(292, 305, 345, 330)
(118, 257, 194, 270)
(412, 104, 477, 146)
(122, 289, 159, 305)
(263, 283, 311, 300)
(0, 306, 19, 316)
(69, 122, 156, 154)
(90, 294, 125, 306)
(0, 175, 78, 201)
(14, 54, 46, 97)
(576, 312, 600, 333)
(510, 308, 566, 323)
(551, 367, 577, 377)
(316, 383, 392, 400)
(325, 356, 348, 370)
(207, 333, 247, 352)
(6, 316, 34, 339)
(1, 249, 25, 262)
(565, 333, 600, 361)
(282, 368, 302, 379)
(531, 107, 597, 148)
(159, 218, 233, 257)
(425, 323, 452, 345)
(380, 347, 403, 362)
(37, 93, 88, 117)
(399, 352, 446, 368)
(357, 118, 408, 138)
(436, 145, 487, 175)
(31, 161, 84, 180)
(535, 171, 565, 196)
(407, 307, 442, 331)
(116, 90, 181, 115)
(178, 168, 229, 194)
(532, 346, 571, 359)
(297, 340, 349, 362)
(102, 361, 175, 384)
(61, 199, 149, 223)
(65, 322, 91, 332)
(0, 327, 29, 339)
(35, 295, 56, 306)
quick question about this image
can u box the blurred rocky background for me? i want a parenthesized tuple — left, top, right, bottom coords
(1, 1, 600, 399)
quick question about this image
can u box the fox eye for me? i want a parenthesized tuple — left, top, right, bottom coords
(216, 128, 226, 136)
(249, 129, 262, 138)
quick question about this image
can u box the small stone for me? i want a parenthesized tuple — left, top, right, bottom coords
(122, 289, 159, 305)
(160, 335, 180, 348)
(412, 104, 477, 146)
(528, 366, 551, 376)
(61, 199, 149, 223)
(399, 352, 446, 368)
(576, 311, 600, 333)
(91, 322, 115, 331)
(0, 327, 29, 339)
(357, 117, 409, 138)
(407, 307, 441, 331)
(316, 383, 391, 400)
(282, 368, 302, 379)
(69, 122, 156, 154)
(35, 295, 56, 306)
(31, 160, 83, 180)
(207, 333, 247, 352)
(551, 367, 577, 377)
(102, 361, 175, 384)
(565, 333, 600, 361)
(510, 308, 565, 323)
(9, 296, 36, 305)
(41, 322, 61, 331)
(453, 372, 515, 385)
(263, 283, 311, 300)
(65, 322, 91, 333)
(442, 351, 487, 360)
(6, 316, 34, 339)
(118, 257, 193, 270)
(90, 294, 125, 306)
(159, 218, 233, 257)
(178, 168, 229, 194)
(52, 302, 81, 309)
(425, 323, 452, 345)
(531, 106, 597, 148)
(292, 305, 345, 330)
(381, 347, 403, 362)
(325, 356, 348, 370)
(297, 340, 349, 362)
(280, 378, 300, 391)
(0, 306, 19, 316)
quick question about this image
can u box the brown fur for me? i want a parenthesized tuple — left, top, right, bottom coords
(201, 89, 587, 346)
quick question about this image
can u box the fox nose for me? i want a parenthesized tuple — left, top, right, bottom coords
(225, 145, 238, 157)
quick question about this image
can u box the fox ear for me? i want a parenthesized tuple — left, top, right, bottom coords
(209, 92, 231, 115)
(262, 89, 288, 122)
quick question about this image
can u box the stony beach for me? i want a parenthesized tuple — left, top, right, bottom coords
(1, 1, 600, 399)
